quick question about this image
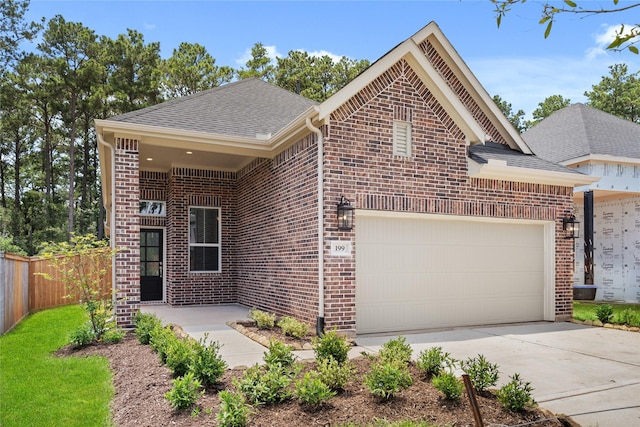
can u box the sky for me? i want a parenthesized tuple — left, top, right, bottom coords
(23, 0, 640, 119)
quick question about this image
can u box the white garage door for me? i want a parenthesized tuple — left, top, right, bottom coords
(356, 212, 553, 334)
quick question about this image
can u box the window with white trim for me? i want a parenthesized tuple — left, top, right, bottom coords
(393, 120, 412, 157)
(189, 207, 221, 272)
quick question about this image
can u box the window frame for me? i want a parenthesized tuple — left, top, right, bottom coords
(188, 206, 222, 273)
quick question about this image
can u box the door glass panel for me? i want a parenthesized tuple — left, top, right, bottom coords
(140, 262, 146, 276)
(147, 247, 159, 262)
(146, 262, 160, 276)
(147, 232, 159, 246)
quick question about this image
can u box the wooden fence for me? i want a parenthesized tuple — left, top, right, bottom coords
(0, 251, 112, 334)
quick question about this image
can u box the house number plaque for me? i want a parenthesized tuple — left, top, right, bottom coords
(330, 240, 352, 257)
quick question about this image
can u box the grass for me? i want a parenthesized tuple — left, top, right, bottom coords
(0, 305, 113, 427)
(573, 301, 640, 326)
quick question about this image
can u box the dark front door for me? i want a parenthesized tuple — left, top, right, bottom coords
(141, 229, 163, 301)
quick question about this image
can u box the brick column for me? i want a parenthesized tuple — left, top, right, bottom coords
(114, 137, 140, 328)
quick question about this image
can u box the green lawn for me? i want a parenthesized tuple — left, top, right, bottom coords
(0, 305, 113, 427)
(573, 301, 640, 326)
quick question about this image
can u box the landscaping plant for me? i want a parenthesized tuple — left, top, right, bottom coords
(233, 364, 296, 405)
(150, 324, 178, 364)
(364, 360, 413, 400)
(165, 372, 204, 410)
(39, 234, 120, 344)
(460, 354, 500, 392)
(432, 371, 464, 401)
(249, 309, 276, 329)
(378, 335, 413, 365)
(312, 328, 350, 363)
(277, 316, 309, 339)
(596, 303, 614, 324)
(293, 371, 336, 406)
(316, 356, 355, 391)
(165, 336, 196, 377)
(216, 390, 253, 427)
(416, 346, 456, 377)
(133, 311, 163, 344)
(497, 373, 536, 411)
(616, 308, 640, 326)
(263, 339, 295, 368)
(190, 333, 227, 386)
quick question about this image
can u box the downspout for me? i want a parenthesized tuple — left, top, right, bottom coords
(97, 132, 117, 301)
(306, 115, 325, 337)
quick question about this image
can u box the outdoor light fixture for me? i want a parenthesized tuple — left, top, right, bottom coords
(562, 214, 580, 240)
(337, 196, 354, 231)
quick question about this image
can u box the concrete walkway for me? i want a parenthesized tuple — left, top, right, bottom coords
(142, 304, 640, 427)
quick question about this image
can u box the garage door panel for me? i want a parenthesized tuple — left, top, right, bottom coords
(356, 214, 548, 334)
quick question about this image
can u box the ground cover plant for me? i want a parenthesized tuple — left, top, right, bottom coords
(573, 302, 640, 326)
(0, 305, 112, 427)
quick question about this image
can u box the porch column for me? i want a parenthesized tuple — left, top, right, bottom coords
(113, 137, 140, 328)
(584, 191, 594, 285)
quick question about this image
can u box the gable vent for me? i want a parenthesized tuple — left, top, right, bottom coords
(393, 120, 412, 157)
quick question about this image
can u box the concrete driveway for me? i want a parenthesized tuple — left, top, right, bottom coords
(142, 304, 640, 427)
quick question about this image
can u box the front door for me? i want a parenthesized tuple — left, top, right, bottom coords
(141, 229, 163, 301)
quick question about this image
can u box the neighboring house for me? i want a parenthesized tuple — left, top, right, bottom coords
(95, 22, 595, 335)
(523, 104, 640, 303)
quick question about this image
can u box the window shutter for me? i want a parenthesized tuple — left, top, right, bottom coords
(393, 121, 412, 157)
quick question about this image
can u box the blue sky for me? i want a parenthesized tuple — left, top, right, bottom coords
(24, 0, 640, 119)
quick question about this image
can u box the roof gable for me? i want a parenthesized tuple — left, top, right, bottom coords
(522, 103, 640, 163)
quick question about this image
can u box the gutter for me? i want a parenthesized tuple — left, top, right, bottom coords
(305, 114, 325, 337)
(97, 132, 117, 300)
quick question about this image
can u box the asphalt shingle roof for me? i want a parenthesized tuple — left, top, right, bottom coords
(107, 78, 318, 139)
(469, 142, 585, 175)
(522, 103, 640, 163)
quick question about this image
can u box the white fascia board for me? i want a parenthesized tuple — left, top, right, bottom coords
(468, 158, 600, 187)
(317, 40, 486, 144)
(562, 154, 640, 167)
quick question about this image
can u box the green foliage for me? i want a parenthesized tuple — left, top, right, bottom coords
(165, 336, 196, 377)
(233, 364, 295, 405)
(432, 371, 464, 401)
(416, 346, 456, 377)
(216, 390, 253, 427)
(316, 357, 355, 391)
(102, 327, 125, 344)
(150, 324, 178, 364)
(378, 336, 412, 366)
(460, 354, 500, 392)
(585, 64, 640, 123)
(249, 309, 275, 329)
(293, 371, 336, 405)
(0, 306, 112, 427)
(263, 339, 295, 368)
(133, 311, 163, 344)
(39, 234, 119, 342)
(312, 329, 350, 364)
(164, 372, 204, 410)
(0, 236, 27, 255)
(596, 304, 615, 323)
(68, 322, 96, 348)
(277, 316, 309, 339)
(497, 373, 536, 411)
(364, 361, 413, 400)
(190, 333, 227, 386)
(573, 302, 640, 324)
(616, 308, 640, 326)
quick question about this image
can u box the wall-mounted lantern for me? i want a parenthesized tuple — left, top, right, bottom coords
(337, 196, 354, 231)
(562, 214, 580, 240)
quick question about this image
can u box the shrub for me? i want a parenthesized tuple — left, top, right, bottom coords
(294, 371, 336, 405)
(233, 364, 295, 405)
(150, 325, 178, 364)
(416, 346, 456, 377)
(596, 304, 614, 324)
(190, 333, 227, 386)
(312, 329, 350, 364)
(460, 354, 499, 392)
(277, 316, 309, 339)
(316, 357, 355, 391)
(216, 390, 252, 427)
(69, 322, 96, 348)
(378, 335, 412, 365)
(263, 339, 295, 368)
(134, 311, 162, 344)
(616, 308, 640, 326)
(165, 372, 203, 410)
(432, 371, 464, 401)
(364, 361, 413, 400)
(497, 373, 536, 411)
(165, 337, 196, 377)
(249, 309, 275, 329)
(102, 327, 126, 344)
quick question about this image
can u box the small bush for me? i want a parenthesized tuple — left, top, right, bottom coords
(233, 364, 295, 405)
(150, 325, 179, 364)
(250, 309, 275, 329)
(416, 346, 456, 377)
(364, 361, 413, 400)
(165, 372, 203, 410)
(166, 337, 196, 377)
(277, 316, 309, 339)
(216, 390, 252, 427)
(69, 322, 96, 348)
(596, 304, 614, 324)
(294, 371, 336, 406)
(432, 371, 464, 401)
(497, 373, 536, 411)
(378, 335, 412, 365)
(190, 333, 227, 386)
(312, 329, 350, 364)
(263, 339, 295, 368)
(102, 327, 126, 344)
(316, 357, 355, 391)
(616, 308, 640, 326)
(134, 311, 162, 344)
(460, 354, 499, 392)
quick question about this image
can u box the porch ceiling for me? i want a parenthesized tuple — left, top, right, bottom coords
(139, 142, 257, 172)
